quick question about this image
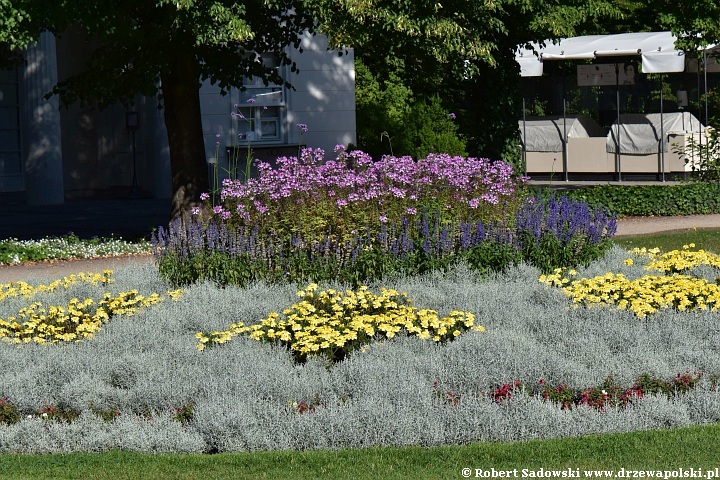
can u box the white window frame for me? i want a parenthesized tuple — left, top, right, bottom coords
(233, 54, 288, 145)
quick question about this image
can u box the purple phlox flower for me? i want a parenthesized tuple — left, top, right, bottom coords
(247, 98, 256, 104)
(405, 207, 417, 215)
(448, 112, 457, 120)
(200, 192, 210, 201)
(334, 144, 346, 153)
(336, 199, 348, 207)
(213, 205, 224, 214)
(215, 133, 221, 138)
(379, 215, 388, 223)
(263, 106, 268, 110)
(190, 206, 200, 215)
(221, 211, 232, 220)
(296, 123, 309, 133)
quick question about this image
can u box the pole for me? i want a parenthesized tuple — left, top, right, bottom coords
(615, 63, 622, 182)
(522, 97, 527, 177)
(705, 49, 709, 129)
(131, 129, 139, 194)
(697, 55, 703, 170)
(563, 97, 568, 181)
(660, 75, 665, 182)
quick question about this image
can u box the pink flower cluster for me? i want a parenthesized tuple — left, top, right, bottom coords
(201, 147, 526, 235)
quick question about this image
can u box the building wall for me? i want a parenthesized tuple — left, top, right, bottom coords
(199, 32, 356, 181)
(285, 33, 356, 152)
(8, 31, 355, 203)
(54, 28, 157, 199)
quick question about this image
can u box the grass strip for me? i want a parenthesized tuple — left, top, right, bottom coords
(1, 423, 720, 479)
(613, 228, 720, 254)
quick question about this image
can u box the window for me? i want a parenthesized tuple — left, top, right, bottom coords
(235, 54, 286, 144)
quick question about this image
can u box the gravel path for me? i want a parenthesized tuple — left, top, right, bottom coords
(614, 214, 720, 237)
(2, 215, 720, 283)
(0, 255, 154, 284)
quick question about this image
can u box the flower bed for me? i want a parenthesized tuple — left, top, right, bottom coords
(153, 195, 616, 287)
(203, 148, 524, 238)
(0, 271, 181, 344)
(540, 245, 720, 318)
(0, 248, 719, 453)
(195, 283, 484, 361)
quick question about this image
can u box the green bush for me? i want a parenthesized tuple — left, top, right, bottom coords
(537, 182, 720, 217)
(355, 59, 466, 159)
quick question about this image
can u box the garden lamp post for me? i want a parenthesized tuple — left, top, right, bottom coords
(126, 111, 140, 197)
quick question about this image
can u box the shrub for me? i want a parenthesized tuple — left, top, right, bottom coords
(0, 398, 19, 425)
(154, 195, 616, 287)
(199, 148, 523, 240)
(675, 127, 720, 181)
(354, 59, 466, 159)
(542, 181, 720, 217)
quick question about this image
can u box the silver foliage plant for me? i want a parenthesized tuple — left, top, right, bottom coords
(0, 247, 720, 453)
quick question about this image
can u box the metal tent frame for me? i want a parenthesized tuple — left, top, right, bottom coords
(516, 31, 714, 182)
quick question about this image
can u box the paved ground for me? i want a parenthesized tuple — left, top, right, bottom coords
(0, 255, 155, 284)
(614, 214, 720, 237)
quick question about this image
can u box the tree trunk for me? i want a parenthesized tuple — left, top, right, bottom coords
(161, 53, 209, 220)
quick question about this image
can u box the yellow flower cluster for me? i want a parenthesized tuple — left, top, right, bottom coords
(631, 244, 720, 273)
(0, 271, 113, 303)
(196, 284, 485, 360)
(539, 246, 720, 318)
(0, 272, 183, 345)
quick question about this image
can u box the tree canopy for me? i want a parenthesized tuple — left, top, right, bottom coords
(6, 0, 715, 213)
(1, 0, 314, 217)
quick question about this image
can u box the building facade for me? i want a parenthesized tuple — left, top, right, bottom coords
(0, 31, 356, 204)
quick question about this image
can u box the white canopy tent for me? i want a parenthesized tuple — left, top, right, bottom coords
(516, 32, 687, 77)
(516, 31, 713, 181)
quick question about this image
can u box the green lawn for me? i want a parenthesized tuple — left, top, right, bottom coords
(613, 228, 720, 253)
(1, 423, 719, 479)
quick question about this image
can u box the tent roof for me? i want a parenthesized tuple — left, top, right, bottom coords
(519, 115, 605, 152)
(516, 31, 687, 77)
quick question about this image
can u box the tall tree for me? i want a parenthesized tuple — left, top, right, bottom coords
(305, 0, 623, 161)
(657, 0, 720, 50)
(1, 0, 314, 217)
